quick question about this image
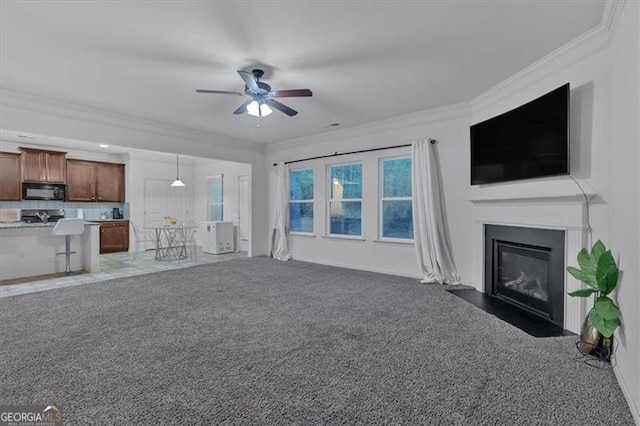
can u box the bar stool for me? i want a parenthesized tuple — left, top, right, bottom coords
(52, 218, 85, 276)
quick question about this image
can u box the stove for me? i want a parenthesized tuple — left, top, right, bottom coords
(21, 209, 65, 224)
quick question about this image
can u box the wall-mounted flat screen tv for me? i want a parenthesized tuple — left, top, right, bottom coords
(470, 83, 569, 185)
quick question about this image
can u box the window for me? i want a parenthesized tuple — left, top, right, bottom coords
(289, 169, 314, 233)
(329, 163, 362, 236)
(207, 175, 223, 221)
(381, 157, 413, 239)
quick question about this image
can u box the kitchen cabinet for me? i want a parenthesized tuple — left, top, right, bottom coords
(0, 152, 22, 201)
(67, 160, 125, 202)
(99, 220, 129, 254)
(19, 147, 66, 183)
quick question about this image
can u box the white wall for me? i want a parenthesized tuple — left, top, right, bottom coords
(265, 106, 472, 280)
(192, 158, 252, 247)
(469, 2, 639, 420)
(264, 2, 639, 418)
(607, 1, 640, 420)
(0, 94, 268, 257)
(127, 150, 196, 248)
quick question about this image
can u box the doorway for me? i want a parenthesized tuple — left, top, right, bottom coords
(144, 179, 190, 249)
(237, 175, 250, 253)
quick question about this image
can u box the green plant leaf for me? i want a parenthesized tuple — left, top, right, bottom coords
(593, 296, 621, 320)
(576, 249, 598, 286)
(589, 309, 618, 338)
(568, 288, 598, 297)
(596, 251, 619, 295)
(598, 265, 619, 295)
(566, 266, 598, 288)
(591, 240, 607, 259)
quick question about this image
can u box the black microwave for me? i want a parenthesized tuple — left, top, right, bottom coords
(22, 183, 66, 201)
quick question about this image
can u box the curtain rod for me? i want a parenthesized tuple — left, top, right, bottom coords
(273, 139, 437, 167)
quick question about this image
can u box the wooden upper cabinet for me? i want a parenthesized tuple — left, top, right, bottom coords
(0, 152, 22, 201)
(66, 159, 125, 203)
(19, 147, 67, 183)
(66, 160, 96, 201)
(95, 162, 125, 202)
(46, 152, 67, 183)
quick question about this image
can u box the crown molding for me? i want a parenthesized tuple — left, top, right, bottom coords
(0, 88, 264, 153)
(471, 0, 625, 110)
(266, 101, 470, 153)
(601, 0, 625, 32)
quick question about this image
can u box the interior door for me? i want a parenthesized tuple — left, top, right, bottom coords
(144, 179, 190, 250)
(144, 179, 168, 229)
(168, 185, 189, 222)
(238, 175, 250, 253)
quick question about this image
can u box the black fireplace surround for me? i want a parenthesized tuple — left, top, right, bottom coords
(485, 225, 565, 327)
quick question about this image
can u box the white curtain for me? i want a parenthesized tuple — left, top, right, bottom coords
(272, 162, 292, 261)
(411, 140, 460, 284)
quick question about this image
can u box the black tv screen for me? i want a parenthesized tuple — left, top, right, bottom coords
(470, 83, 569, 185)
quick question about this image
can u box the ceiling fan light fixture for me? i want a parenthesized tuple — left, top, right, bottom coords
(246, 100, 272, 118)
(196, 69, 310, 117)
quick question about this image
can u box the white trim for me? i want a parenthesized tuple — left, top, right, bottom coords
(293, 256, 422, 279)
(471, 1, 625, 112)
(321, 235, 366, 242)
(373, 238, 414, 246)
(613, 365, 640, 425)
(1, 88, 263, 153)
(288, 232, 317, 238)
(471, 195, 590, 333)
(327, 162, 363, 238)
(379, 156, 413, 241)
(265, 102, 470, 153)
(288, 168, 315, 234)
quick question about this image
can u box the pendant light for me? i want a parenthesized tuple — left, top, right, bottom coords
(171, 154, 186, 187)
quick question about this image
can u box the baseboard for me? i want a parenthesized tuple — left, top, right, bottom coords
(291, 256, 423, 280)
(613, 363, 640, 425)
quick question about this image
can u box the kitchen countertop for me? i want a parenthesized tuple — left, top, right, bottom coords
(0, 221, 102, 229)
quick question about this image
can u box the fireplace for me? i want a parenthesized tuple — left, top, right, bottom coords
(485, 225, 565, 327)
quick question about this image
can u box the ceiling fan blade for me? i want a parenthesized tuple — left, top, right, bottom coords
(196, 89, 243, 95)
(237, 70, 259, 92)
(233, 100, 252, 115)
(270, 89, 313, 98)
(265, 99, 298, 116)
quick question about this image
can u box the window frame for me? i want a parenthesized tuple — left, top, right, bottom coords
(288, 167, 315, 235)
(379, 156, 414, 242)
(327, 161, 363, 238)
(206, 174, 224, 222)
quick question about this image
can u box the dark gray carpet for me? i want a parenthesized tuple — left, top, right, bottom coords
(0, 258, 634, 425)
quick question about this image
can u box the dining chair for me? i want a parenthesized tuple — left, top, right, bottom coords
(130, 221, 156, 260)
(183, 220, 198, 260)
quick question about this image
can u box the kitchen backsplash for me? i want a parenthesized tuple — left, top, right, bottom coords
(0, 201, 129, 220)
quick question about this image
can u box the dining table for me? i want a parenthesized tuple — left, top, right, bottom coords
(144, 224, 197, 261)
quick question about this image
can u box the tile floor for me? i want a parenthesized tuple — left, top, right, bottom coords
(0, 248, 247, 299)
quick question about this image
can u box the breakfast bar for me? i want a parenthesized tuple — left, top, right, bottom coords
(0, 221, 101, 281)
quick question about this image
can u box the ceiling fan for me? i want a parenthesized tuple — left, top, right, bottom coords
(196, 69, 312, 118)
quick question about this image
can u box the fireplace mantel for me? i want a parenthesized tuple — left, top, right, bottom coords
(470, 193, 592, 333)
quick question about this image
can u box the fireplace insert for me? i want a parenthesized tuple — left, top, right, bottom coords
(485, 225, 565, 327)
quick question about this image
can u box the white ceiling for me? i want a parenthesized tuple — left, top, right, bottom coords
(0, 1, 604, 146)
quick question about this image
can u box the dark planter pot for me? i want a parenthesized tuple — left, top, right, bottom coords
(577, 315, 613, 361)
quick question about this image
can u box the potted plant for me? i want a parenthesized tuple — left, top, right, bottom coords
(567, 240, 621, 360)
